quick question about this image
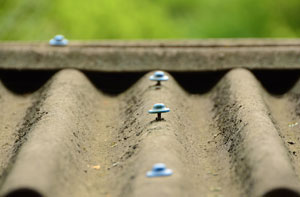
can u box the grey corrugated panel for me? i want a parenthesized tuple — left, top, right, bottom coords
(0, 68, 300, 197)
(1, 40, 300, 71)
(212, 69, 300, 196)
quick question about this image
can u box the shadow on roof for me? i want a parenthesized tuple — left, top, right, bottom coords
(0, 69, 299, 95)
(263, 188, 300, 197)
(253, 70, 300, 95)
(5, 188, 42, 197)
(172, 70, 300, 95)
(0, 69, 146, 95)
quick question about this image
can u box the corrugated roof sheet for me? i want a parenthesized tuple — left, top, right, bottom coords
(1, 40, 300, 197)
(1, 39, 300, 71)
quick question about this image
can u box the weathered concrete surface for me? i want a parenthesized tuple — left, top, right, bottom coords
(0, 69, 300, 197)
(212, 69, 300, 197)
(1, 40, 300, 71)
(0, 70, 119, 197)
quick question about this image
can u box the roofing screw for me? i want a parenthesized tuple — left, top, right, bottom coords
(148, 103, 170, 121)
(149, 71, 169, 86)
(147, 163, 173, 177)
(49, 35, 68, 46)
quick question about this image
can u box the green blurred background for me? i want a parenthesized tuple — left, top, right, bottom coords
(0, 0, 300, 40)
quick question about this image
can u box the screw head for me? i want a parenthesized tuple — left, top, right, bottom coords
(54, 35, 64, 41)
(154, 71, 164, 77)
(149, 71, 169, 82)
(147, 163, 173, 177)
(148, 103, 170, 114)
(153, 103, 165, 110)
(49, 34, 68, 46)
(153, 163, 166, 172)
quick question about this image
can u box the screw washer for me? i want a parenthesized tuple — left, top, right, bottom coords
(49, 35, 68, 46)
(148, 103, 170, 121)
(149, 71, 169, 86)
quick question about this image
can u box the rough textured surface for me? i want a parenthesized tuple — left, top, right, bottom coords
(0, 68, 300, 197)
(1, 40, 300, 71)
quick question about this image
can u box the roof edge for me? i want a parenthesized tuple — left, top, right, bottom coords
(1, 39, 300, 71)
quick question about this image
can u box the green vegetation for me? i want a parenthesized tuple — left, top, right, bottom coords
(0, 0, 300, 40)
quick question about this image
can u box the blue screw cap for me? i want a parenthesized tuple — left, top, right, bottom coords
(149, 71, 169, 82)
(147, 163, 173, 177)
(148, 103, 170, 114)
(49, 35, 68, 46)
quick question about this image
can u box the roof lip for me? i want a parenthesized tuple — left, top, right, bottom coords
(2, 39, 300, 47)
(2, 39, 300, 72)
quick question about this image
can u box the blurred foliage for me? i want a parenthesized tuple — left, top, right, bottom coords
(0, 0, 300, 40)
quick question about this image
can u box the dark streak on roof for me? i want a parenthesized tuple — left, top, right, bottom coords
(0, 40, 300, 197)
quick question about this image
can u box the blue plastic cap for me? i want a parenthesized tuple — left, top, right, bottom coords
(154, 71, 164, 77)
(147, 163, 173, 177)
(55, 35, 64, 41)
(148, 103, 170, 114)
(153, 103, 165, 110)
(153, 163, 166, 171)
(149, 71, 169, 81)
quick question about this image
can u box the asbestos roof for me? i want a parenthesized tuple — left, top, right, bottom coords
(0, 40, 300, 197)
(1, 39, 300, 71)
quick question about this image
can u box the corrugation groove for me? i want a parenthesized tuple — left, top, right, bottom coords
(0, 69, 300, 197)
